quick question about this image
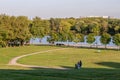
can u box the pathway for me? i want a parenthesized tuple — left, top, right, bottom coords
(8, 48, 68, 70)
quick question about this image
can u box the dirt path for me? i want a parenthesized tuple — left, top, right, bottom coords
(8, 48, 68, 69)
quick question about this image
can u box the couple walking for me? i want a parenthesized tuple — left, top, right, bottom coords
(75, 60, 82, 69)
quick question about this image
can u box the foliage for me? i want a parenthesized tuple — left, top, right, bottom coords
(30, 17, 50, 42)
(100, 33, 111, 48)
(0, 14, 120, 47)
(113, 34, 120, 50)
(0, 15, 31, 46)
(113, 34, 120, 46)
(87, 33, 96, 44)
(73, 33, 84, 43)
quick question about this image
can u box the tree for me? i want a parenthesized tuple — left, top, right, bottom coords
(0, 30, 6, 47)
(73, 33, 84, 46)
(0, 14, 12, 47)
(71, 20, 87, 34)
(113, 34, 120, 50)
(15, 16, 31, 45)
(114, 26, 120, 34)
(88, 22, 100, 35)
(100, 33, 111, 49)
(87, 33, 95, 47)
(49, 18, 61, 32)
(30, 17, 50, 43)
(48, 18, 61, 44)
(1, 14, 120, 48)
(66, 32, 74, 46)
(47, 32, 59, 44)
(100, 20, 108, 34)
(58, 20, 72, 42)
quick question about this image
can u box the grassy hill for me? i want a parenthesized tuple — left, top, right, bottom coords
(0, 46, 120, 80)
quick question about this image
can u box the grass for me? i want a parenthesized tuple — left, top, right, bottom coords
(19, 48, 120, 69)
(0, 46, 120, 80)
(0, 68, 120, 80)
(0, 45, 59, 65)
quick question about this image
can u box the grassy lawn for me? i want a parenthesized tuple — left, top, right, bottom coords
(0, 46, 59, 67)
(0, 46, 120, 80)
(19, 48, 120, 69)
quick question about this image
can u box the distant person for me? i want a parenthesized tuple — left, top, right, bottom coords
(79, 60, 82, 68)
(75, 60, 82, 69)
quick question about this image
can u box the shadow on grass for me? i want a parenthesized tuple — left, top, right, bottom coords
(95, 62, 120, 69)
(0, 62, 120, 80)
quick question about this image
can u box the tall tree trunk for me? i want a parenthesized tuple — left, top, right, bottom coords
(20, 40, 24, 46)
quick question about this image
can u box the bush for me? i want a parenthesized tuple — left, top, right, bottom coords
(0, 41, 6, 47)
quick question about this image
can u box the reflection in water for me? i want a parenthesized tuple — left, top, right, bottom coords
(30, 36, 116, 47)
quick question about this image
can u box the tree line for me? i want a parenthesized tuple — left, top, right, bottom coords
(0, 14, 120, 48)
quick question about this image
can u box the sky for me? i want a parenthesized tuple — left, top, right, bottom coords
(0, 0, 120, 19)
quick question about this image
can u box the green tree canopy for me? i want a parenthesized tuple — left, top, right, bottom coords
(100, 33, 111, 48)
(113, 34, 120, 50)
(87, 33, 95, 47)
